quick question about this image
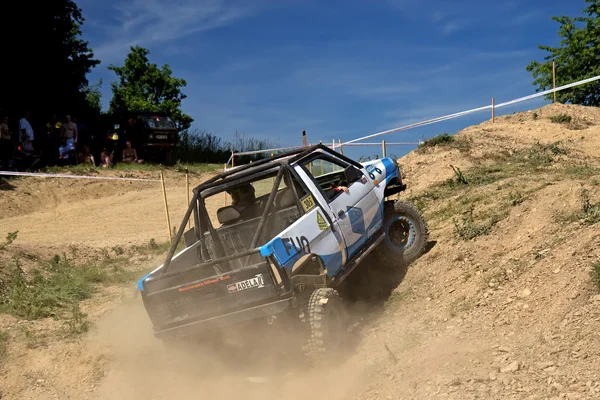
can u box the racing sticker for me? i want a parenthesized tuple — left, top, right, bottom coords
(365, 164, 383, 181)
(348, 206, 365, 235)
(316, 210, 328, 230)
(301, 194, 317, 211)
(178, 275, 231, 292)
(227, 274, 265, 293)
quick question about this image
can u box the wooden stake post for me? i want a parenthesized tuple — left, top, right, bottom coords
(382, 140, 387, 158)
(492, 97, 495, 123)
(160, 171, 172, 241)
(185, 168, 191, 229)
(552, 61, 557, 103)
(302, 130, 307, 147)
(338, 139, 343, 155)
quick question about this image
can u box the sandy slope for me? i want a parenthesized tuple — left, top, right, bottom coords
(2, 103, 600, 400)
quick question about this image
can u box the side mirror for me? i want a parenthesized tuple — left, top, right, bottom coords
(344, 165, 363, 183)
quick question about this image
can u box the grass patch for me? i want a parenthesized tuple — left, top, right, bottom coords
(549, 114, 572, 124)
(449, 296, 474, 317)
(21, 327, 47, 349)
(591, 261, 600, 291)
(560, 188, 600, 225)
(417, 133, 472, 153)
(563, 162, 600, 178)
(0, 231, 18, 251)
(42, 162, 222, 176)
(578, 188, 600, 224)
(0, 252, 150, 321)
(453, 205, 498, 240)
(62, 303, 91, 337)
(0, 330, 7, 360)
(508, 191, 525, 206)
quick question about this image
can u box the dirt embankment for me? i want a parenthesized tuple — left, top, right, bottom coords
(2, 103, 600, 399)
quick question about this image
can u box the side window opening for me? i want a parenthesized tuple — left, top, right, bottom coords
(303, 156, 352, 202)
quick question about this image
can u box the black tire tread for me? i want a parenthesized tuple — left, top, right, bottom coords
(304, 288, 346, 364)
(379, 199, 429, 265)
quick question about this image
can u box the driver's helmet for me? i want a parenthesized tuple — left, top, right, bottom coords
(228, 183, 256, 207)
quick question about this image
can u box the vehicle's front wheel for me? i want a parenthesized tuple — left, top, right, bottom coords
(377, 200, 429, 266)
(303, 288, 348, 365)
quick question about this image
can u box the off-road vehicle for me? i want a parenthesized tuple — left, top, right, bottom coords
(137, 144, 428, 362)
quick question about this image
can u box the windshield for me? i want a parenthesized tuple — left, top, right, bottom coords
(144, 115, 176, 129)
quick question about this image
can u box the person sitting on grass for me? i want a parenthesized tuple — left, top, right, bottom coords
(100, 148, 113, 168)
(122, 140, 143, 164)
(78, 145, 95, 166)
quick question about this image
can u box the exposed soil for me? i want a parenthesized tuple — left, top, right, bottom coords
(2, 103, 600, 400)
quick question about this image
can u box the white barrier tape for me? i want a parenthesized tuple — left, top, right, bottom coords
(225, 74, 600, 166)
(342, 74, 600, 146)
(495, 75, 600, 109)
(0, 170, 161, 182)
(340, 142, 421, 146)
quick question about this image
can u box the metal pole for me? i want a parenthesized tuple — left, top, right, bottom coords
(223, 164, 227, 205)
(160, 171, 172, 241)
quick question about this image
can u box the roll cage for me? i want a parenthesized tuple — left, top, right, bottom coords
(152, 144, 363, 281)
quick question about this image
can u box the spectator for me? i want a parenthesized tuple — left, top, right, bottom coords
(18, 111, 35, 153)
(58, 114, 78, 159)
(78, 145, 95, 166)
(0, 115, 12, 169)
(122, 140, 143, 164)
(44, 114, 62, 165)
(100, 148, 113, 168)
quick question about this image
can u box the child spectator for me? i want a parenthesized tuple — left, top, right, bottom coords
(78, 145, 95, 166)
(100, 148, 113, 168)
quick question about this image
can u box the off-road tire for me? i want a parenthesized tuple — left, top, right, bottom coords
(303, 288, 348, 365)
(377, 199, 429, 265)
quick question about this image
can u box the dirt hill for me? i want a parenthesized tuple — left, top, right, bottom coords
(2, 103, 600, 400)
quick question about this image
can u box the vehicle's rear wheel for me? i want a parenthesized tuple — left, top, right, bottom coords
(377, 200, 429, 266)
(303, 288, 348, 365)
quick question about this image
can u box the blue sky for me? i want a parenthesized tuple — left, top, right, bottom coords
(79, 0, 585, 160)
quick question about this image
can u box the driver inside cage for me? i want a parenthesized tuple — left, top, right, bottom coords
(227, 183, 260, 219)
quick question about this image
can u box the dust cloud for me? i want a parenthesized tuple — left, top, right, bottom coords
(89, 294, 375, 400)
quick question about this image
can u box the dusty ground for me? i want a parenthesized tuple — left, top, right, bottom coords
(2, 103, 600, 399)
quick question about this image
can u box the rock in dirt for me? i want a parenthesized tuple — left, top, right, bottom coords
(535, 361, 555, 369)
(518, 288, 532, 298)
(500, 361, 520, 373)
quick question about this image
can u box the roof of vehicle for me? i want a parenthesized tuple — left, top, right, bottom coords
(193, 143, 363, 194)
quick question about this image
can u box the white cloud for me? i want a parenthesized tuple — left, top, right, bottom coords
(91, 0, 257, 63)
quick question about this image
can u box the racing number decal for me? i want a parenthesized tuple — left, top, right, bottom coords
(301, 194, 316, 211)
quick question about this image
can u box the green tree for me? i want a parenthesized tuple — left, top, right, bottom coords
(526, 0, 600, 106)
(84, 79, 103, 113)
(1, 0, 100, 122)
(108, 46, 193, 131)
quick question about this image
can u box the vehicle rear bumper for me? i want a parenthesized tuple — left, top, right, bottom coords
(153, 296, 293, 339)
